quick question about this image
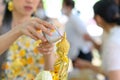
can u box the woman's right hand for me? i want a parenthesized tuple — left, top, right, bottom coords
(15, 17, 54, 41)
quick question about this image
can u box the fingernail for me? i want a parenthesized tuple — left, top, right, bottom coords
(47, 32, 52, 36)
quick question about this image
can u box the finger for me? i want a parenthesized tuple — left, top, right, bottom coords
(28, 26, 47, 41)
(39, 43, 54, 48)
(38, 46, 54, 52)
(25, 30, 38, 40)
(27, 25, 38, 36)
(47, 47, 54, 52)
(45, 52, 52, 55)
(30, 21, 52, 36)
(36, 24, 52, 36)
(42, 50, 53, 55)
(41, 45, 54, 50)
(37, 48, 49, 54)
(44, 44, 54, 48)
(34, 18, 55, 29)
(27, 21, 46, 41)
(37, 33, 47, 42)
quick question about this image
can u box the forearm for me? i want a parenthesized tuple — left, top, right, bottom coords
(0, 28, 21, 54)
(43, 53, 56, 71)
(108, 71, 120, 80)
(83, 34, 101, 50)
(88, 64, 106, 76)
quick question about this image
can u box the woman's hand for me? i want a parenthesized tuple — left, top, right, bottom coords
(37, 41, 54, 55)
(15, 17, 54, 41)
(74, 58, 91, 69)
(37, 42, 56, 70)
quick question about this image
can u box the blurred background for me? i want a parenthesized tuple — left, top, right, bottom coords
(0, 0, 114, 80)
(42, 0, 103, 37)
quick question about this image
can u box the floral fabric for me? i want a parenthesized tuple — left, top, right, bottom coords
(2, 35, 44, 80)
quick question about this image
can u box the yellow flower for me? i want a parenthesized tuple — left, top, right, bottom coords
(39, 57, 44, 64)
(25, 42, 30, 48)
(20, 58, 27, 66)
(34, 48, 39, 54)
(2, 63, 9, 70)
(34, 40, 42, 47)
(29, 65, 40, 74)
(34, 67, 40, 74)
(11, 59, 23, 69)
(10, 60, 22, 70)
(26, 73, 34, 80)
(19, 49, 26, 57)
(10, 44, 18, 52)
(11, 67, 21, 77)
(10, 59, 23, 77)
(11, 54, 19, 60)
(27, 57, 33, 64)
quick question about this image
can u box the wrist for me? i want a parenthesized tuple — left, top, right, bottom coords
(43, 53, 55, 58)
(12, 27, 22, 37)
(43, 53, 56, 71)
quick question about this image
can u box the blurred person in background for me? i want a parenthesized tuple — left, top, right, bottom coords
(0, 0, 56, 79)
(62, 0, 93, 66)
(93, 0, 120, 80)
(35, 0, 48, 20)
(62, 0, 105, 80)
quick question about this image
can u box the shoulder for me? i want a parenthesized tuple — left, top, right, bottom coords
(108, 26, 120, 44)
(69, 13, 86, 27)
(70, 13, 82, 22)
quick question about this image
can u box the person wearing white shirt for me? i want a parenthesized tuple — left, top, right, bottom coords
(65, 13, 93, 60)
(62, 0, 93, 65)
(93, 1, 120, 80)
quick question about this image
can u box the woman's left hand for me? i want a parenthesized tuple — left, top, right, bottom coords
(37, 42, 56, 70)
(37, 42, 54, 55)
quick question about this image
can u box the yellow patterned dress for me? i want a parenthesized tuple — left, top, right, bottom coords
(2, 35, 44, 80)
